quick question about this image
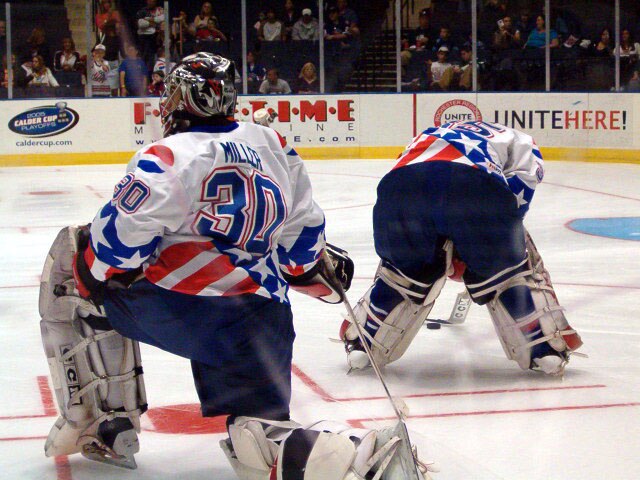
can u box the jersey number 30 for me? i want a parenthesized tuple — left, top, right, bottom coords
(194, 167, 287, 255)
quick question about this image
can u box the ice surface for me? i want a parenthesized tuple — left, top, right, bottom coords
(0, 160, 639, 479)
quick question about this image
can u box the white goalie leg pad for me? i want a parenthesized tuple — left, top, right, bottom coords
(342, 261, 446, 368)
(220, 417, 415, 480)
(39, 226, 147, 467)
(481, 233, 583, 373)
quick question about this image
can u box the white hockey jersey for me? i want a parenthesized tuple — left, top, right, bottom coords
(86, 122, 326, 304)
(394, 121, 544, 215)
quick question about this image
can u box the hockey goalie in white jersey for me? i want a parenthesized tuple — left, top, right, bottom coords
(39, 52, 428, 479)
(341, 120, 583, 376)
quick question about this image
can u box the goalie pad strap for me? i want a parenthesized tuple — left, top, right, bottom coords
(343, 261, 446, 368)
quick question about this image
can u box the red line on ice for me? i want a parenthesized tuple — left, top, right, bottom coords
(544, 181, 640, 201)
(0, 435, 47, 441)
(55, 456, 73, 480)
(38, 376, 58, 416)
(292, 364, 607, 403)
(348, 402, 640, 428)
(84, 185, 105, 198)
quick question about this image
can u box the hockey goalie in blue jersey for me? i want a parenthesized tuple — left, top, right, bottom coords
(38, 53, 431, 480)
(341, 120, 583, 376)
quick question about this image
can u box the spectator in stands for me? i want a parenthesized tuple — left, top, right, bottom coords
(26, 55, 59, 87)
(337, 0, 360, 37)
(88, 43, 111, 97)
(432, 26, 458, 57)
(324, 6, 351, 53)
(119, 43, 148, 97)
(1, 53, 32, 88)
(295, 62, 319, 93)
(153, 46, 175, 76)
(191, 2, 217, 35)
(615, 29, 640, 59)
(427, 44, 475, 92)
(427, 46, 452, 90)
(101, 21, 122, 96)
(401, 9, 434, 70)
(171, 11, 193, 56)
(259, 68, 291, 94)
(479, 0, 507, 43)
(2, 53, 31, 89)
(591, 27, 612, 57)
(282, 0, 298, 42)
(260, 9, 284, 42)
(292, 8, 319, 41)
(628, 69, 640, 91)
(588, 27, 614, 91)
(136, 0, 165, 74)
(21, 27, 51, 67)
(0, 20, 6, 58)
(196, 17, 228, 46)
(493, 16, 521, 51)
(615, 28, 640, 83)
(147, 70, 165, 96)
(523, 15, 559, 49)
(95, 0, 122, 39)
(254, 11, 267, 39)
(54, 38, 81, 73)
(246, 51, 266, 93)
(515, 10, 534, 43)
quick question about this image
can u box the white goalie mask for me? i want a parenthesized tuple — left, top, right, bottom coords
(160, 52, 237, 136)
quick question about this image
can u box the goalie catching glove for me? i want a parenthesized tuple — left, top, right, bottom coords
(282, 243, 354, 304)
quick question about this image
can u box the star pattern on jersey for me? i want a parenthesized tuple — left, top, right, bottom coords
(91, 211, 113, 250)
(114, 249, 147, 269)
(456, 133, 485, 156)
(249, 256, 271, 283)
(272, 280, 288, 302)
(307, 231, 325, 258)
(515, 189, 528, 208)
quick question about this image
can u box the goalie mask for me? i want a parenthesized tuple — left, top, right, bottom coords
(160, 52, 237, 137)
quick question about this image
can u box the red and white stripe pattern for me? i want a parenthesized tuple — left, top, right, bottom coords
(393, 133, 475, 171)
(144, 241, 262, 296)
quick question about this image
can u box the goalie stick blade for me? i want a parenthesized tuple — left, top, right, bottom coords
(447, 291, 472, 325)
(375, 422, 426, 480)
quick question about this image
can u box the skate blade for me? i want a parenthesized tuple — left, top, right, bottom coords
(82, 444, 138, 470)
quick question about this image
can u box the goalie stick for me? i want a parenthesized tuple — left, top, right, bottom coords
(321, 255, 425, 480)
(426, 290, 472, 327)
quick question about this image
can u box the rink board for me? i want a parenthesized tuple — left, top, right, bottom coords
(0, 92, 639, 166)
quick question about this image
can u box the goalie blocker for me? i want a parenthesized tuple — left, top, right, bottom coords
(39, 226, 147, 469)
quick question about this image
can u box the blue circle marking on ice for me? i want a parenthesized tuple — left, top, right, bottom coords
(567, 217, 640, 241)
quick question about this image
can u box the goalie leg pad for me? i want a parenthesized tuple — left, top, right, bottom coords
(472, 232, 583, 374)
(221, 417, 415, 480)
(39, 227, 147, 467)
(341, 261, 446, 368)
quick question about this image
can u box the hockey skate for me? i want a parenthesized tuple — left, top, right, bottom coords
(81, 417, 140, 469)
(46, 416, 139, 469)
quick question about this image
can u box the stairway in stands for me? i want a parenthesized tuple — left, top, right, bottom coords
(65, 0, 91, 54)
(344, 29, 402, 92)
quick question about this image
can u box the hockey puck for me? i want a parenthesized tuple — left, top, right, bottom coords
(426, 322, 442, 330)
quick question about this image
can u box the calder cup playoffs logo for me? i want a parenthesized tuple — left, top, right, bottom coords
(434, 99, 482, 126)
(8, 102, 79, 137)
